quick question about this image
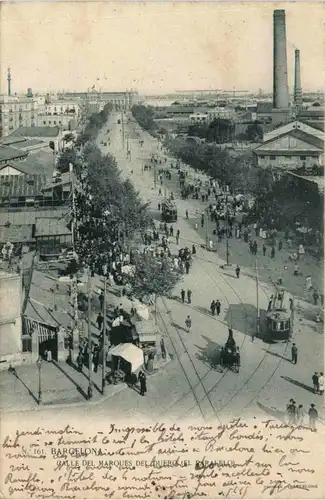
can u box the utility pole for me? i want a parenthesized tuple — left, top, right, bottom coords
(87, 271, 93, 399)
(205, 207, 209, 248)
(225, 194, 230, 265)
(102, 277, 107, 395)
(255, 257, 260, 341)
(121, 111, 125, 149)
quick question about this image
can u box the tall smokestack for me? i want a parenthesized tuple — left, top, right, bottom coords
(294, 49, 302, 107)
(273, 10, 289, 109)
(7, 68, 12, 96)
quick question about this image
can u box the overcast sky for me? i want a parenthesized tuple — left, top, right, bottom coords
(1, 2, 324, 95)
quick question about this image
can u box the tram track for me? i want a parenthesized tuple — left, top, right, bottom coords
(108, 118, 293, 420)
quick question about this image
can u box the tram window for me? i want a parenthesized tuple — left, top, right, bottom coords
(280, 321, 285, 330)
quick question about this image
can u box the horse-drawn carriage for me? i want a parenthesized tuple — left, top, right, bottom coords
(220, 329, 240, 373)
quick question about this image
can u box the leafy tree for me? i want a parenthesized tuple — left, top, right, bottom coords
(131, 105, 158, 135)
(245, 121, 263, 142)
(57, 148, 80, 173)
(129, 254, 182, 320)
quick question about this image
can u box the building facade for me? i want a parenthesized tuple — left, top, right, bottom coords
(0, 270, 23, 364)
(254, 123, 324, 172)
(0, 95, 37, 138)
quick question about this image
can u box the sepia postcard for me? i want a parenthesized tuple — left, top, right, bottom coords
(0, 1, 324, 498)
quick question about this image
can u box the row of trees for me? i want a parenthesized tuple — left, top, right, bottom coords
(188, 118, 236, 144)
(131, 105, 158, 136)
(165, 135, 272, 197)
(59, 105, 182, 305)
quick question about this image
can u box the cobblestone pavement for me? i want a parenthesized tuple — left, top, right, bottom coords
(1, 113, 323, 425)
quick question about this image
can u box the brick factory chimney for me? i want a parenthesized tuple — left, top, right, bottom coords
(294, 49, 302, 108)
(7, 68, 12, 96)
(273, 10, 289, 109)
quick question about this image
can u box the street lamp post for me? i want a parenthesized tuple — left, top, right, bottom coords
(37, 357, 42, 404)
(255, 257, 260, 341)
(102, 277, 107, 395)
(87, 271, 93, 400)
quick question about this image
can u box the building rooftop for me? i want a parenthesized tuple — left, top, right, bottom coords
(256, 102, 273, 113)
(24, 269, 73, 330)
(11, 126, 60, 138)
(0, 224, 34, 243)
(0, 146, 28, 163)
(0, 174, 46, 198)
(13, 139, 47, 150)
(0, 208, 69, 228)
(35, 215, 72, 237)
(1, 135, 26, 146)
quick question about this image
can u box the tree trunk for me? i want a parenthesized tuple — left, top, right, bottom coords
(154, 295, 158, 324)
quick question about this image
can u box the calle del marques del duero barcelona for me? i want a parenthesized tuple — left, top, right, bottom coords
(0, 6, 323, 434)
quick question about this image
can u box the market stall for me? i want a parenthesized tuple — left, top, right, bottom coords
(107, 343, 144, 384)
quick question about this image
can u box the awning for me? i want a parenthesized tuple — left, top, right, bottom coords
(134, 319, 159, 335)
(109, 343, 144, 372)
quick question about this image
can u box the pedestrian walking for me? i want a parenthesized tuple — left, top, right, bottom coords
(294, 263, 299, 276)
(308, 404, 318, 431)
(216, 300, 221, 316)
(96, 312, 104, 331)
(181, 289, 185, 303)
(158, 188, 162, 195)
(187, 289, 192, 304)
(176, 235, 179, 245)
(312, 372, 319, 394)
(210, 300, 216, 316)
(278, 239, 283, 251)
(99, 291, 104, 310)
(185, 209, 189, 219)
(195, 222, 198, 230)
(169, 226, 174, 236)
(271, 246, 275, 259)
(77, 351, 83, 372)
(296, 404, 305, 426)
(285, 399, 295, 424)
(160, 338, 166, 359)
(185, 315, 192, 332)
(209, 239, 213, 251)
(185, 260, 190, 274)
(158, 202, 161, 211)
(316, 313, 321, 323)
(262, 244, 266, 256)
(287, 400, 297, 425)
(235, 265, 240, 278)
(318, 372, 324, 395)
(192, 244, 196, 255)
(291, 343, 298, 365)
(313, 290, 319, 305)
(139, 371, 147, 396)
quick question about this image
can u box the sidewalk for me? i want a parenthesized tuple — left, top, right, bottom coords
(101, 114, 324, 420)
(0, 360, 127, 413)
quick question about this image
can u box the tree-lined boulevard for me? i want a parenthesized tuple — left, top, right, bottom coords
(1, 108, 323, 429)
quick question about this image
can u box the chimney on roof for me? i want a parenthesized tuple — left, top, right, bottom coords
(273, 10, 289, 109)
(294, 49, 303, 109)
(7, 68, 12, 96)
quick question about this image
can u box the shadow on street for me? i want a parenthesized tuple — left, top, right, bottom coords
(225, 303, 268, 339)
(12, 371, 38, 404)
(256, 401, 286, 422)
(195, 335, 223, 371)
(281, 375, 315, 394)
(262, 349, 289, 361)
(52, 361, 88, 399)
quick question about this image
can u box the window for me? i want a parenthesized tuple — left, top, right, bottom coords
(285, 155, 292, 159)
(270, 155, 276, 160)
(300, 156, 306, 160)
(43, 121, 46, 125)
(260, 155, 265, 159)
(54, 121, 57, 125)
(59, 121, 62, 124)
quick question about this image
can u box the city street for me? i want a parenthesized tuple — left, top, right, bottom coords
(1, 112, 323, 428)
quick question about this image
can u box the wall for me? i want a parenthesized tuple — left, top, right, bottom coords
(0, 272, 22, 361)
(256, 153, 321, 170)
(0, 97, 36, 137)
